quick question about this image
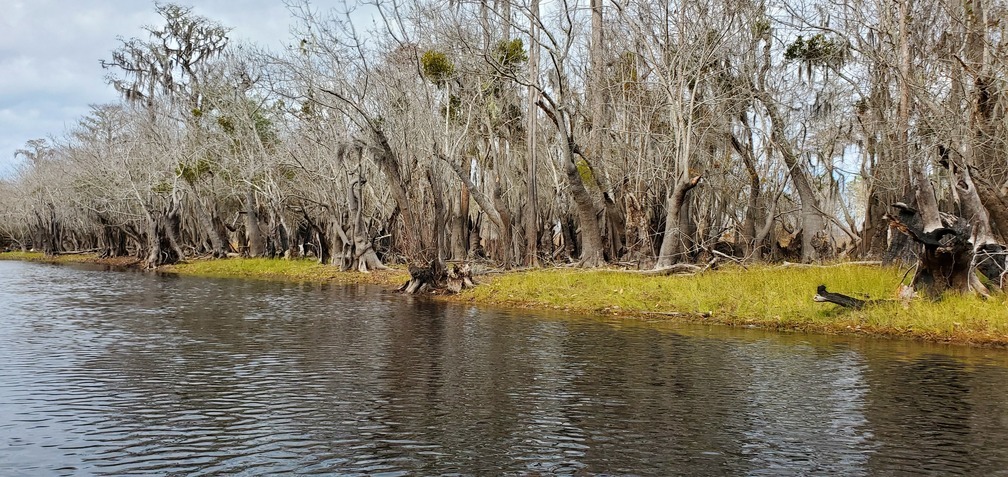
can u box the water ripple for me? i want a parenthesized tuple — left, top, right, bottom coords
(2, 261, 1008, 475)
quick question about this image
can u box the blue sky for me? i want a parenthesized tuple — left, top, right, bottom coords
(0, 0, 342, 176)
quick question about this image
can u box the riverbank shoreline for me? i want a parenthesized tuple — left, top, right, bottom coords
(3, 251, 1007, 347)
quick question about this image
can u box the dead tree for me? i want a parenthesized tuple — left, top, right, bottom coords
(822, 146, 1008, 304)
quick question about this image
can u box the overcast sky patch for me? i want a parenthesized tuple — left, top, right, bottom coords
(0, 0, 327, 176)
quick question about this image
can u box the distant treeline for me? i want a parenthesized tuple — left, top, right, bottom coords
(1, 0, 1006, 273)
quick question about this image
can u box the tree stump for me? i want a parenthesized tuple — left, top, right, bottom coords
(399, 261, 475, 294)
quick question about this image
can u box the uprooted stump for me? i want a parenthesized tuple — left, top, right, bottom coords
(399, 260, 476, 294)
(885, 201, 1008, 297)
(816, 145, 1008, 305)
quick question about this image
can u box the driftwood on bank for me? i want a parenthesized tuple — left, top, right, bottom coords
(814, 285, 871, 310)
(781, 261, 882, 269)
(637, 263, 705, 276)
(399, 260, 476, 294)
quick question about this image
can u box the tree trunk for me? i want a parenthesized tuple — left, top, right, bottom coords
(426, 165, 448, 271)
(144, 200, 183, 268)
(34, 205, 61, 256)
(450, 183, 469, 261)
(370, 128, 416, 258)
(730, 130, 761, 258)
(493, 173, 513, 269)
(656, 175, 701, 268)
(244, 187, 266, 258)
(940, 146, 1008, 289)
(437, 151, 509, 261)
(524, 0, 541, 267)
(183, 180, 229, 258)
(768, 110, 823, 262)
(587, 0, 625, 262)
(564, 145, 605, 267)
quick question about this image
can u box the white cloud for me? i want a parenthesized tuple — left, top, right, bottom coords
(0, 0, 342, 175)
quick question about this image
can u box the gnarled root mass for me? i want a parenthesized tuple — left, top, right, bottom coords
(817, 199, 1008, 308)
(399, 260, 476, 294)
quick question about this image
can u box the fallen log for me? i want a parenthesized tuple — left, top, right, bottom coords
(637, 263, 705, 276)
(813, 285, 869, 310)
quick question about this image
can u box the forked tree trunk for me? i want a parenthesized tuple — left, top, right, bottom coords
(345, 173, 388, 272)
(535, 99, 606, 267)
(656, 175, 701, 268)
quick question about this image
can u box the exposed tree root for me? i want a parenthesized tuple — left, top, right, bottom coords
(399, 260, 476, 294)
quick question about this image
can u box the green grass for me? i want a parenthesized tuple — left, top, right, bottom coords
(0, 251, 102, 264)
(0, 251, 43, 261)
(167, 257, 408, 286)
(460, 264, 1008, 346)
(5, 250, 1007, 345)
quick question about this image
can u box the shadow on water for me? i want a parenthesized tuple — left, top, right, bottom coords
(2, 260, 1008, 475)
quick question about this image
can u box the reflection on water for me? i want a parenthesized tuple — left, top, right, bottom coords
(2, 260, 1008, 475)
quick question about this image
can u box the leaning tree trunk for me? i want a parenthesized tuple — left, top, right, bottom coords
(656, 175, 702, 268)
(438, 151, 509, 263)
(535, 99, 606, 267)
(756, 35, 823, 262)
(767, 109, 824, 262)
(370, 129, 416, 259)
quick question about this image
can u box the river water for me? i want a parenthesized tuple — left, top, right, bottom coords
(2, 260, 1008, 476)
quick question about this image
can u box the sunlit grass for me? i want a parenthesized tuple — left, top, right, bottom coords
(5, 249, 1007, 345)
(167, 257, 409, 286)
(462, 264, 1008, 345)
(0, 251, 96, 264)
(0, 251, 44, 261)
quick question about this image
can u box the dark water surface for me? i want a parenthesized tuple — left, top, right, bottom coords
(2, 260, 1008, 476)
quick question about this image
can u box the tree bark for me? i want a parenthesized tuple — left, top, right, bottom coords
(535, 99, 606, 267)
(426, 165, 448, 271)
(182, 180, 229, 258)
(370, 128, 416, 258)
(524, 0, 541, 267)
(347, 177, 388, 272)
(144, 199, 183, 268)
(656, 175, 702, 267)
(244, 187, 266, 257)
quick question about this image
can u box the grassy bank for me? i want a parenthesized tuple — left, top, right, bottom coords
(459, 265, 1008, 346)
(4, 251, 1006, 346)
(0, 250, 139, 267)
(164, 257, 408, 286)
